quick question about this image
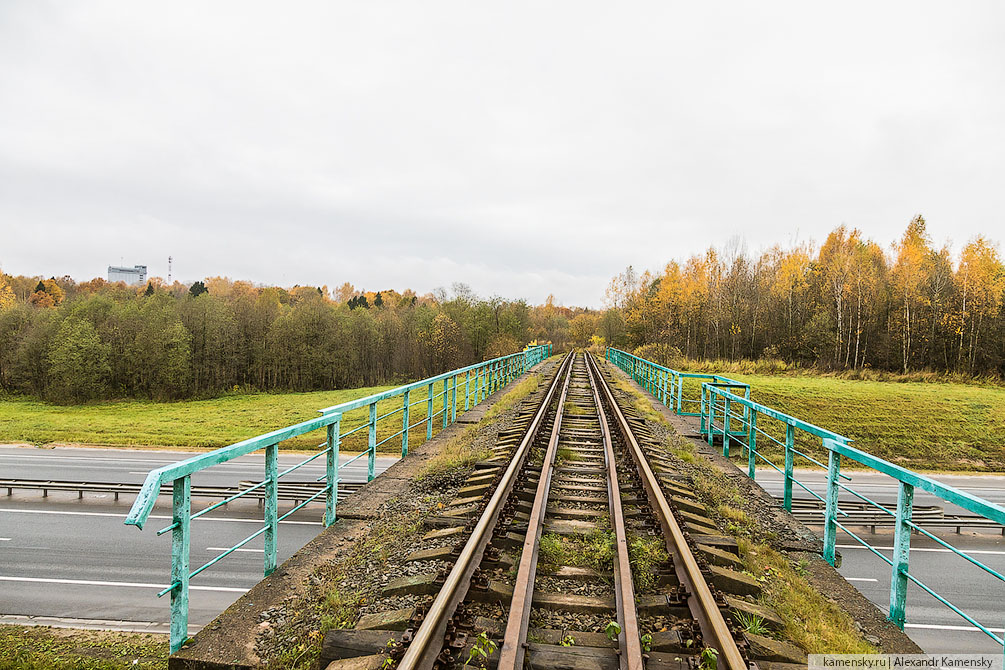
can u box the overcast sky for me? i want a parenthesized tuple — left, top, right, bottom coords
(1, 3, 1002, 307)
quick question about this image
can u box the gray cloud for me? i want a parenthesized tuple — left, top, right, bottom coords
(1, 1, 1003, 306)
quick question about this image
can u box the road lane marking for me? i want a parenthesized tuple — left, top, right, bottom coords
(905, 623, 1005, 634)
(837, 544, 1005, 556)
(0, 507, 318, 526)
(206, 547, 263, 553)
(0, 538, 10, 541)
(844, 577, 878, 582)
(0, 575, 248, 593)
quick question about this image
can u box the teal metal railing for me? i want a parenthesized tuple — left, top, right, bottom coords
(606, 347, 1005, 655)
(605, 347, 751, 420)
(125, 344, 551, 652)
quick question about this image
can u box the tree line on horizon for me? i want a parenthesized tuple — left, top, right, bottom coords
(599, 216, 1005, 377)
(0, 274, 583, 403)
(3, 215, 1001, 403)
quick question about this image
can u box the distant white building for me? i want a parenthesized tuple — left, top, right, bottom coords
(108, 265, 148, 285)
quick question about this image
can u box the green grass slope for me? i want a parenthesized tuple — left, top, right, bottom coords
(0, 385, 409, 451)
(726, 374, 1005, 471)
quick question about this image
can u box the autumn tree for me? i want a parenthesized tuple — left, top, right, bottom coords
(956, 237, 1004, 371)
(0, 275, 15, 310)
(890, 216, 932, 372)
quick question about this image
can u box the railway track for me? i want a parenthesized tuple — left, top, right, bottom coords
(322, 352, 759, 670)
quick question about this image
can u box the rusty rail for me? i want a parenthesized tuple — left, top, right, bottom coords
(496, 354, 574, 670)
(587, 352, 748, 670)
(396, 352, 574, 670)
(586, 353, 644, 670)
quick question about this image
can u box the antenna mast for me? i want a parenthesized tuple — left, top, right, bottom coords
(168, 256, 173, 284)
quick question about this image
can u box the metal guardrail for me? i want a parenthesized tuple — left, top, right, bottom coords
(1, 478, 362, 502)
(605, 347, 1005, 657)
(786, 498, 1005, 534)
(124, 344, 551, 653)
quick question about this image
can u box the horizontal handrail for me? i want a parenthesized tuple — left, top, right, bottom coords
(824, 438, 1005, 525)
(317, 350, 537, 414)
(125, 413, 336, 530)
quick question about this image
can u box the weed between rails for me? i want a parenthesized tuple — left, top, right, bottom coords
(538, 530, 616, 572)
(563, 400, 591, 416)
(627, 533, 668, 593)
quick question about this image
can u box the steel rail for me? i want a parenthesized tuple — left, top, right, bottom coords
(585, 353, 644, 670)
(496, 353, 574, 670)
(587, 353, 748, 670)
(396, 352, 575, 670)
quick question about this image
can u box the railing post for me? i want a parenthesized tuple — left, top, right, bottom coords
(325, 414, 341, 526)
(706, 388, 715, 446)
(450, 375, 458, 423)
(700, 385, 707, 437)
(703, 385, 711, 437)
(264, 443, 278, 575)
(676, 374, 683, 414)
(823, 448, 841, 565)
(889, 481, 914, 628)
(783, 423, 795, 511)
(743, 386, 751, 430)
(464, 371, 470, 411)
(367, 402, 376, 481)
(722, 395, 731, 457)
(426, 382, 434, 440)
(661, 370, 668, 405)
(401, 390, 410, 457)
(169, 476, 191, 653)
(747, 410, 757, 479)
(441, 378, 449, 429)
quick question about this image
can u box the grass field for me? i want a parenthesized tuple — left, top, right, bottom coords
(0, 626, 167, 670)
(4, 365, 1004, 471)
(0, 379, 488, 453)
(682, 373, 1005, 472)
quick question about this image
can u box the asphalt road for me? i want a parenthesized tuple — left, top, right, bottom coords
(756, 468, 1005, 653)
(0, 446, 398, 634)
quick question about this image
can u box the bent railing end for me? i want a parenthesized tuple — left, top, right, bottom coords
(124, 469, 166, 530)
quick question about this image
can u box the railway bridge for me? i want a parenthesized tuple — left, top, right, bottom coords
(17, 345, 1001, 668)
